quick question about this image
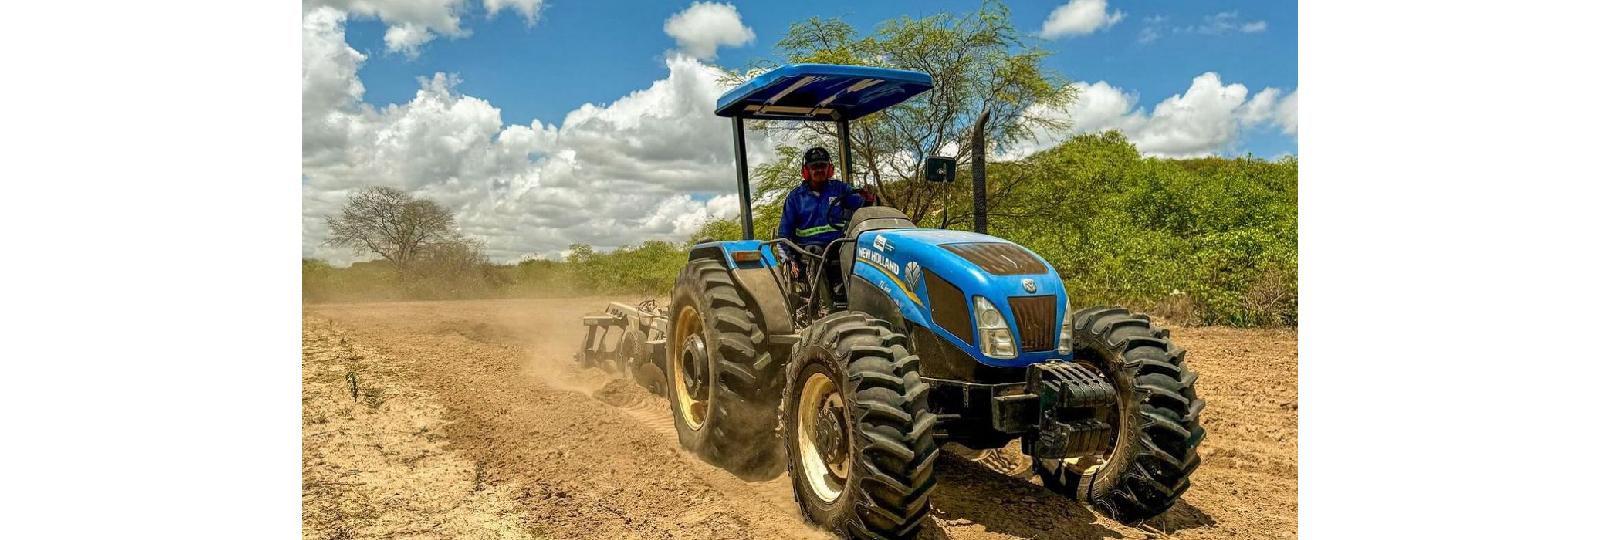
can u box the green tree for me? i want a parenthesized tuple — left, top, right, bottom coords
(737, 0, 1076, 224)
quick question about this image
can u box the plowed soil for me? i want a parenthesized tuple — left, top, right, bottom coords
(303, 298, 1297, 539)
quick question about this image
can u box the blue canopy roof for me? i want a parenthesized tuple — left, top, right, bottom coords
(715, 64, 933, 121)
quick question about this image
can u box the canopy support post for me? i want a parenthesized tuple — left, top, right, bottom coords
(836, 119, 853, 183)
(732, 116, 754, 240)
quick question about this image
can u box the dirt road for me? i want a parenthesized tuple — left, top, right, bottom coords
(303, 298, 1297, 539)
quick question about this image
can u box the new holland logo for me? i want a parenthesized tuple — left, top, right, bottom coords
(1022, 278, 1038, 293)
(857, 247, 901, 276)
(904, 261, 923, 289)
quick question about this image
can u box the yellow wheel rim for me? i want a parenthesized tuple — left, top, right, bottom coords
(796, 371, 849, 503)
(671, 304, 708, 431)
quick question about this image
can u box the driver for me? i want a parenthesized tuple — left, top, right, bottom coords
(777, 146, 875, 302)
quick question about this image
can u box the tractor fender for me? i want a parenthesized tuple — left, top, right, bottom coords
(730, 267, 794, 336)
(687, 240, 794, 336)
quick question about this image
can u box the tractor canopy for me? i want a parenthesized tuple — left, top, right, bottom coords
(715, 63, 933, 121)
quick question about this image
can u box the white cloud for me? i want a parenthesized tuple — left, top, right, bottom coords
(663, 2, 755, 60)
(484, 0, 543, 23)
(305, 1, 543, 56)
(1276, 89, 1298, 135)
(706, 194, 742, 220)
(1066, 80, 1141, 133)
(383, 22, 435, 55)
(1186, 11, 1268, 36)
(1239, 87, 1282, 126)
(1009, 73, 1298, 158)
(1141, 11, 1268, 43)
(302, 7, 368, 166)
(303, 8, 773, 264)
(1136, 25, 1161, 44)
(1040, 0, 1125, 39)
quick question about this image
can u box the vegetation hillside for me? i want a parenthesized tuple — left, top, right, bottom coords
(305, 133, 1297, 327)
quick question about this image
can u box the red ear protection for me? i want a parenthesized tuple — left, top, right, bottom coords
(802, 164, 834, 182)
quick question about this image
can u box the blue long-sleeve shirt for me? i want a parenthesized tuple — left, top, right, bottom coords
(777, 179, 866, 247)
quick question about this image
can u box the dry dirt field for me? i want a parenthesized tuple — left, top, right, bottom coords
(303, 298, 1297, 539)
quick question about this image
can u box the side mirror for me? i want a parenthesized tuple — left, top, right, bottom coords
(923, 156, 957, 183)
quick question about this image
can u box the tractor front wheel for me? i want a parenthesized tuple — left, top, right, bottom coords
(783, 313, 937, 539)
(1033, 307, 1206, 524)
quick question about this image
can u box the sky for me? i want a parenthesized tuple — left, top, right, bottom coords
(302, 0, 1298, 265)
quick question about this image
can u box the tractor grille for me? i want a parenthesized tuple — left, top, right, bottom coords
(942, 243, 1048, 275)
(1008, 295, 1057, 352)
(925, 271, 972, 345)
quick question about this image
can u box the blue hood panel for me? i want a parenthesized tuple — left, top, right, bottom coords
(851, 229, 1071, 368)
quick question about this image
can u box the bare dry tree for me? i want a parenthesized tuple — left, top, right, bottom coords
(325, 186, 460, 273)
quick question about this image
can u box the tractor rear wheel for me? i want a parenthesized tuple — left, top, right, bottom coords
(665, 258, 782, 473)
(783, 312, 937, 539)
(1033, 307, 1206, 524)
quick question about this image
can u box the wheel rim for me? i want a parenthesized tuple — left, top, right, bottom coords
(796, 371, 849, 503)
(671, 305, 709, 431)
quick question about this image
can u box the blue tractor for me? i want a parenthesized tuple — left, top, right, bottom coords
(577, 64, 1204, 539)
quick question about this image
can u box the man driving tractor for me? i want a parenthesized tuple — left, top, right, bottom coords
(776, 146, 875, 303)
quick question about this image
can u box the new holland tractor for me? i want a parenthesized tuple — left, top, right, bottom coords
(577, 64, 1204, 539)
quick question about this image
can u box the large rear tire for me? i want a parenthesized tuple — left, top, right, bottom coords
(783, 313, 937, 539)
(665, 258, 782, 473)
(1034, 307, 1206, 523)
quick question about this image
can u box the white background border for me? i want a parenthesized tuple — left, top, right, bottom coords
(4, 1, 1600, 537)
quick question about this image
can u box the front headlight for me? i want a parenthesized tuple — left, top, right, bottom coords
(972, 296, 1016, 359)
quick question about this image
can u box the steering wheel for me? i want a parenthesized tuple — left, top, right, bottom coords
(826, 188, 876, 232)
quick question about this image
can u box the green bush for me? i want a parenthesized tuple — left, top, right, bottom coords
(992, 133, 1298, 326)
(302, 259, 406, 302)
(565, 241, 686, 295)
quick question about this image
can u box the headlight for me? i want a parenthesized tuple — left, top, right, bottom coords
(972, 296, 1016, 359)
(1057, 305, 1073, 355)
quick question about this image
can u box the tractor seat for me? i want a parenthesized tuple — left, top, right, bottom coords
(846, 207, 915, 238)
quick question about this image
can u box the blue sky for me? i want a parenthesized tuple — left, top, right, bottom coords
(303, 1, 1298, 264)
(342, 0, 1298, 157)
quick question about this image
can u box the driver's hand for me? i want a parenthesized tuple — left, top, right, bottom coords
(858, 187, 878, 206)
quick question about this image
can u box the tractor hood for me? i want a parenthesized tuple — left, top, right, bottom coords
(851, 229, 1069, 368)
